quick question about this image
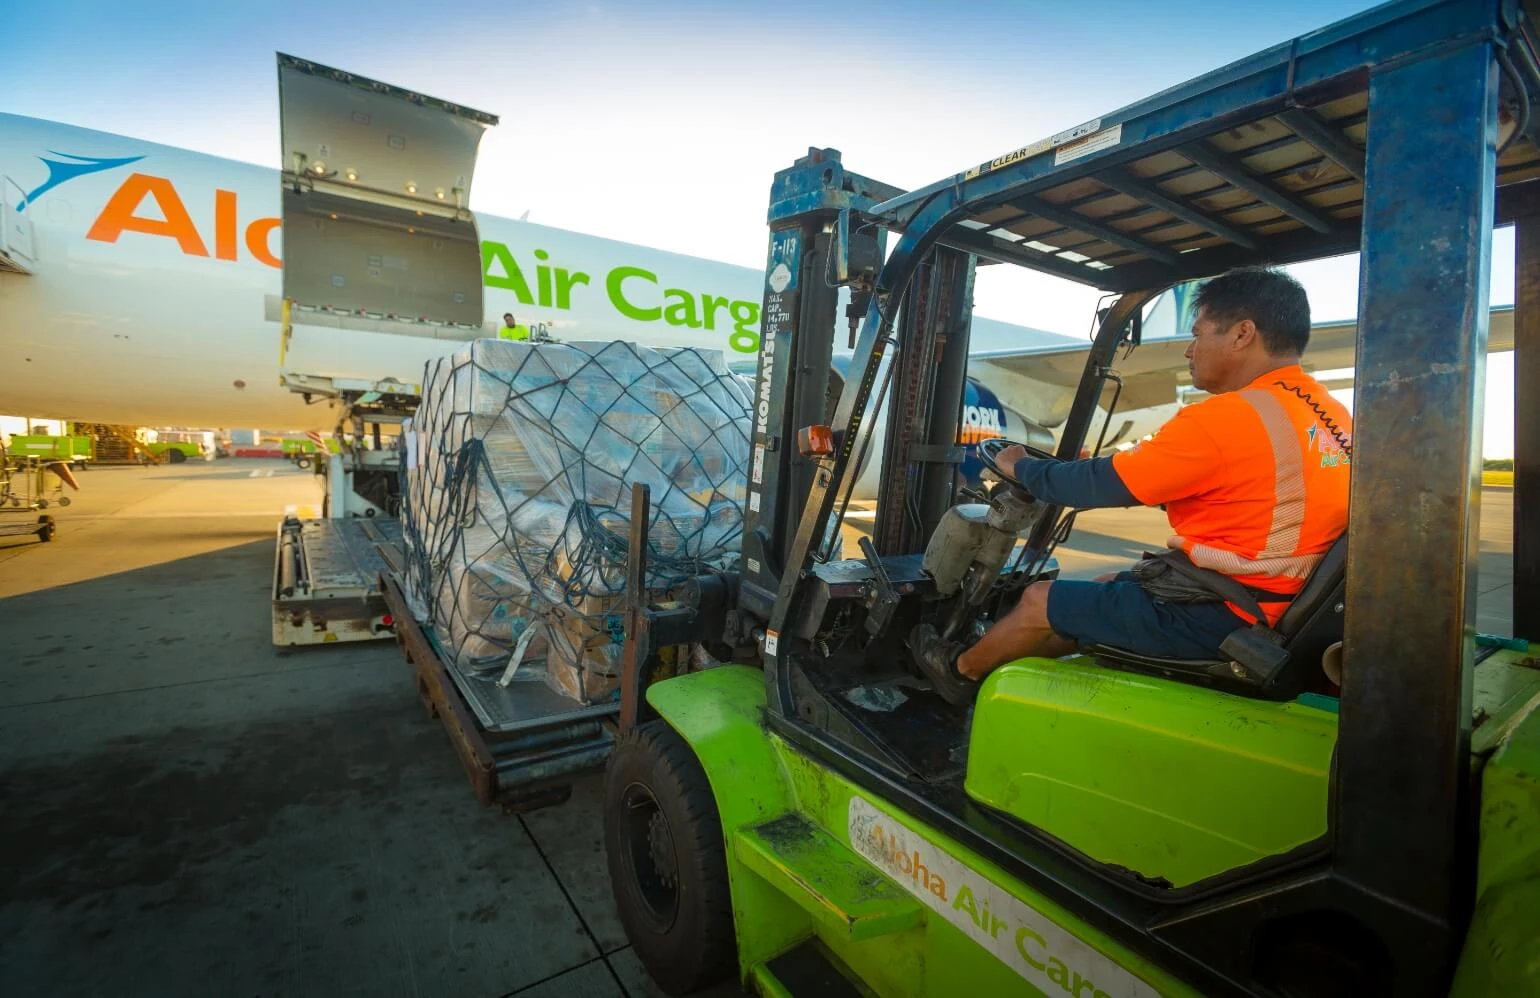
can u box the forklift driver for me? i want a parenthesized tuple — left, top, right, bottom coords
(909, 266, 1353, 704)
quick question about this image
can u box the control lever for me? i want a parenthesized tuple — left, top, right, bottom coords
(858, 536, 900, 638)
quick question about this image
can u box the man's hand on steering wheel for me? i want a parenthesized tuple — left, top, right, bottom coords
(976, 438, 1059, 492)
(994, 443, 1030, 473)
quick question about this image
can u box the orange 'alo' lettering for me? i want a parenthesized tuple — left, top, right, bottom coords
(214, 189, 239, 261)
(245, 217, 281, 269)
(86, 173, 210, 256)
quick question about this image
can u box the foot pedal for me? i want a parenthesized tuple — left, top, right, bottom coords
(734, 814, 925, 942)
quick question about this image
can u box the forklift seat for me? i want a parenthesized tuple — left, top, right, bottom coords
(1083, 534, 1347, 700)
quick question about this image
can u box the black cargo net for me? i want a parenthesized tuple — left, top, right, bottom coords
(401, 340, 750, 705)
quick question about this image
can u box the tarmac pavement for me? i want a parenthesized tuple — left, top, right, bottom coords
(0, 460, 724, 998)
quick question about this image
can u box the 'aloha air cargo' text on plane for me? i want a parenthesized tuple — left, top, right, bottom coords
(1, 113, 1502, 456)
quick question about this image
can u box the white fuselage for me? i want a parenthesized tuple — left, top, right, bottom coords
(5, 113, 1150, 467)
(0, 114, 808, 429)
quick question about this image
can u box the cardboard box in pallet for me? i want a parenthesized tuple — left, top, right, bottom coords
(542, 596, 626, 705)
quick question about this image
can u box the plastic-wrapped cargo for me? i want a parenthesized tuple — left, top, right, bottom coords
(401, 339, 751, 705)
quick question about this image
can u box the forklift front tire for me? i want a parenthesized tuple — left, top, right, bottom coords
(604, 720, 736, 996)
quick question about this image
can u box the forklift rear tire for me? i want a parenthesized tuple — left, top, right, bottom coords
(604, 720, 736, 996)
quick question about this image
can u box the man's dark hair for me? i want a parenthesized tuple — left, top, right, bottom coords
(1192, 265, 1311, 355)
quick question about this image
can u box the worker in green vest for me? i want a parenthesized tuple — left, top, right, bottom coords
(498, 312, 531, 341)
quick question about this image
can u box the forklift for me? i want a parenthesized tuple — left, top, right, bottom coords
(602, 1, 1540, 995)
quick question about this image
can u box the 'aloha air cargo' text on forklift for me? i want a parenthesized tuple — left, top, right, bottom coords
(604, 1, 1540, 995)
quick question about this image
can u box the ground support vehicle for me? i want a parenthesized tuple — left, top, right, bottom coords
(72, 423, 162, 465)
(602, 2, 1540, 995)
(272, 512, 401, 645)
(267, 374, 419, 646)
(0, 439, 60, 543)
(145, 430, 219, 463)
(5, 434, 91, 470)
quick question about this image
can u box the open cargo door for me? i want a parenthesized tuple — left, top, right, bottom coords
(276, 53, 497, 337)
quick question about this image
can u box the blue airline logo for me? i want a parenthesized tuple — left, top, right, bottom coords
(14, 151, 144, 211)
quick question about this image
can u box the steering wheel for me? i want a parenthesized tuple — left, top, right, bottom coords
(976, 438, 1059, 493)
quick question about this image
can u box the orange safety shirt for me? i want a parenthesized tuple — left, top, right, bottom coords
(1110, 364, 1352, 625)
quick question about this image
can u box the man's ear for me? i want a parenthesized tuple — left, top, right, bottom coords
(1229, 318, 1260, 351)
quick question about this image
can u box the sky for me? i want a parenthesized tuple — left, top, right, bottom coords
(1, 0, 1518, 454)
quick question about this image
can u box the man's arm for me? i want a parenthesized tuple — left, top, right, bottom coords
(1011, 455, 1139, 508)
(993, 401, 1225, 510)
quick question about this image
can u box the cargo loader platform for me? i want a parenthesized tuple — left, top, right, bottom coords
(271, 516, 403, 645)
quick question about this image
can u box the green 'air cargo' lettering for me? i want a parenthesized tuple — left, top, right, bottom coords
(480, 239, 761, 353)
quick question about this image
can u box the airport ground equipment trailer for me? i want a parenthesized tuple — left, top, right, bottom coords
(268, 374, 421, 646)
(377, 563, 620, 812)
(601, 2, 1540, 995)
(0, 514, 54, 544)
(5, 434, 90, 470)
(272, 514, 401, 645)
(0, 437, 76, 543)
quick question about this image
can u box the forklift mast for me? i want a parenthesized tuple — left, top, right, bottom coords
(735, 151, 903, 635)
(871, 247, 977, 556)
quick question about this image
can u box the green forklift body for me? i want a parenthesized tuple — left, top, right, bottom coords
(965, 657, 1336, 888)
(648, 666, 1196, 997)
(1451, 654, 1540, 996)
(650, 653, 1540, 996)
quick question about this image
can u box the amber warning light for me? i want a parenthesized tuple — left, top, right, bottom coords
(797, 425, 835, 457)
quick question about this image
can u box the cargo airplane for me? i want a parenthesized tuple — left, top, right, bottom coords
(1, 112, 1510, 482)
